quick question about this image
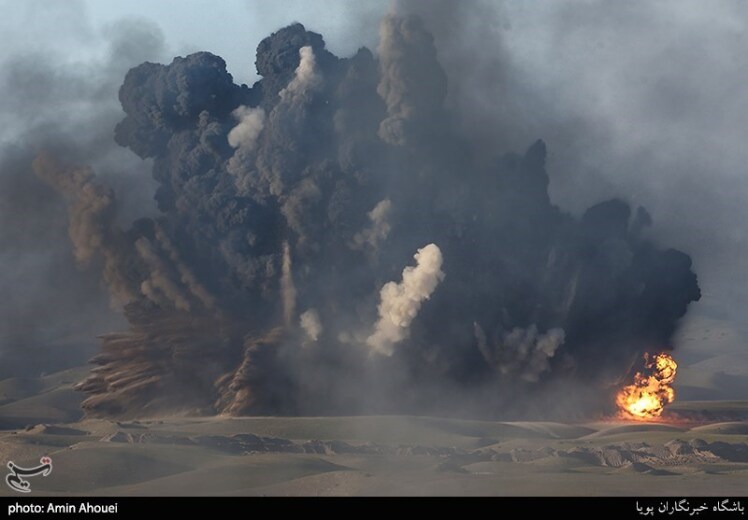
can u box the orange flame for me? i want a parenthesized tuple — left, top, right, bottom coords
(616, 352, 677, 420)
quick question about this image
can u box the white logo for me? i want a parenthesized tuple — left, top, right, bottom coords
(5, 457, 53, 493)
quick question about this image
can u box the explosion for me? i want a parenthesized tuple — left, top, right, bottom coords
(616, 353, 677, 420)
(16, 15, 701, 419)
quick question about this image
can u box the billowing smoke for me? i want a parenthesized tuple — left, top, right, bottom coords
(279, 46, 323, 104)
(476, 323, 565, 383)
(31, 153, 136, 307)
(27, 14, 700, 419)
(367, 244, 445, 356)
(228, 106, 266, 151)
(377, 14, 446, 145)
(31, 154, 115, 268)
(300, 309, 323, 342)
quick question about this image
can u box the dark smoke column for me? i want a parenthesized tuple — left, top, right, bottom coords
(37, 17, 699, 419)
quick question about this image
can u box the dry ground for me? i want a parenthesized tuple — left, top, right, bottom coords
(1, 367, 747, 496)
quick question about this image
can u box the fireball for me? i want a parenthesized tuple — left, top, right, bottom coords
(616, 352, 677, 420)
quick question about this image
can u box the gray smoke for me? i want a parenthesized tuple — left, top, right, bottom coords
(31, 154, 137, 307)
(377, 14, 447, 146)
(154, 227, 216, 310)
(31, 154, 115, 268)
(352, 198, 392, 251)
(476, 323, 566, 383)
(135, 237, 193, 312)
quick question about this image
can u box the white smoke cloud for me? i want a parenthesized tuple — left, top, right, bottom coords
(366, 243, 445, 356)
(352, 198, 392, 251)
(300, 309, 323, 342)
(227, 105, 265, 150)
(279, 45, 323, 104)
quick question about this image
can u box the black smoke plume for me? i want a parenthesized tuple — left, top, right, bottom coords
(35, 18, 699, 419)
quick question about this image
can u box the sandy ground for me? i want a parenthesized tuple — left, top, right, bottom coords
(1, 367, 748, 496)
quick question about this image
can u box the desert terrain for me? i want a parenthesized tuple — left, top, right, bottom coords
(0, 365, 747, 496)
